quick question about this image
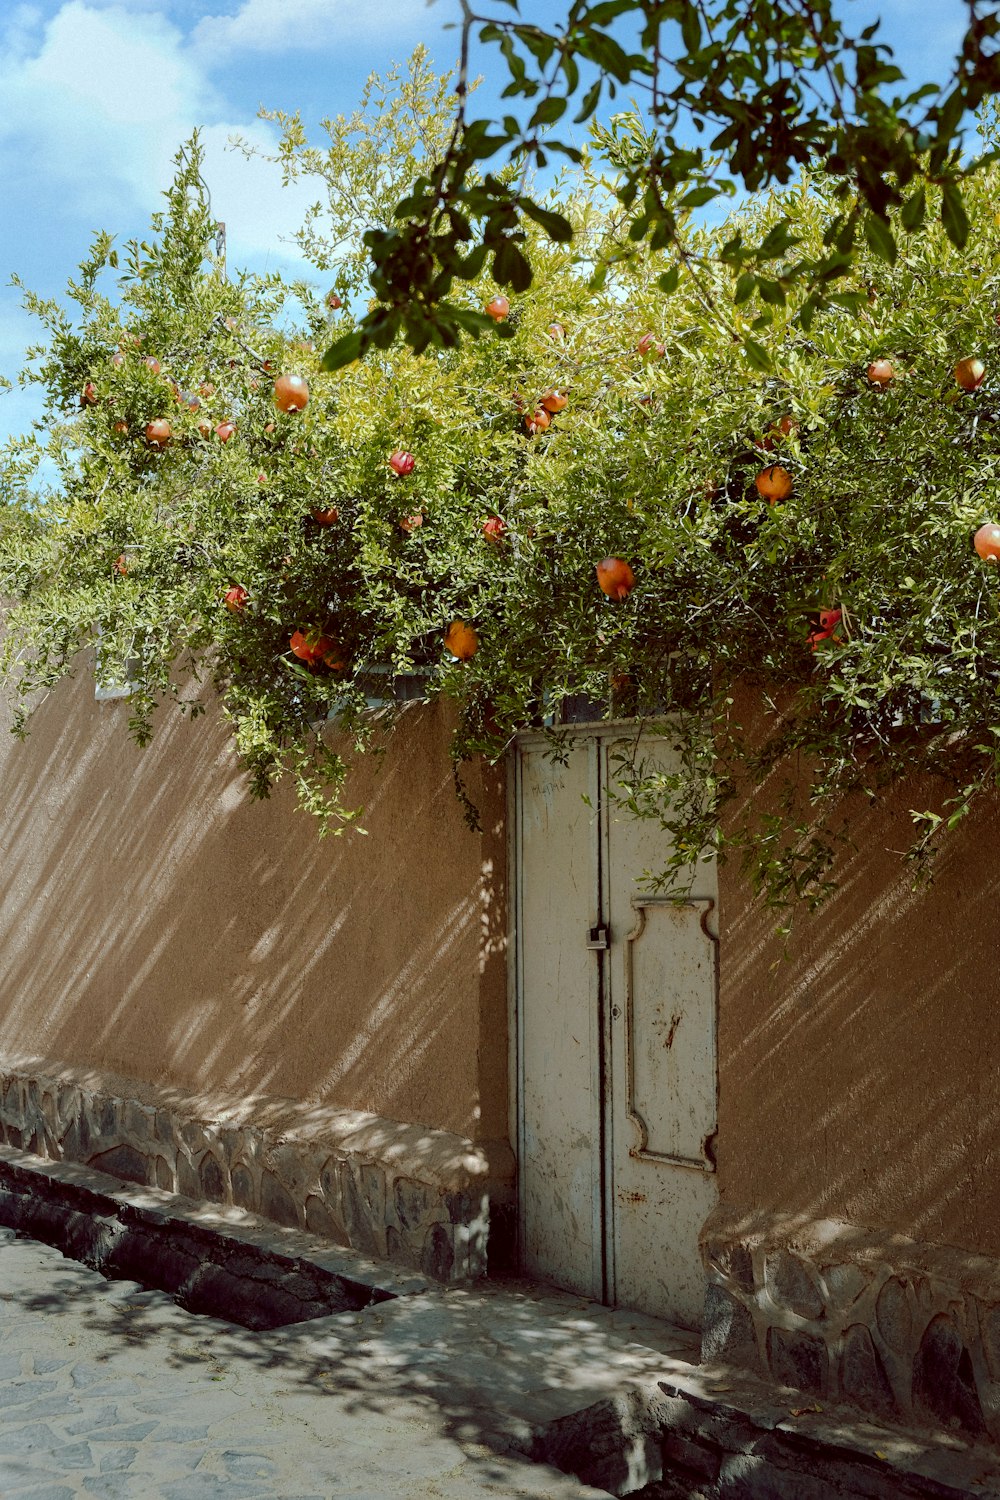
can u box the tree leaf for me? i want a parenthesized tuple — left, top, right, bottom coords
(529, 96, 568, 128)
(744, 338, 772, 372)
(941, 181, 970, 248)
(680, 185, 719, 209)
(520, 199, 574, 242)
(321, 330, 364, 371)
(492, 238, 533, 292)
(900, 186, 926, 233)
(757, 277, 786, 306)
(864, 213, 897, 264)
(734, 272, 757, 305)
(573, 80, 603, 124)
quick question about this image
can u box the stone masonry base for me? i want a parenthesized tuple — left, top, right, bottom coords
(701, 1206, 1000, 1445)
(0, 1057, 514, 1283)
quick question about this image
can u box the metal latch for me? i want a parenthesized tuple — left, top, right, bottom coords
(586, 924, 609, 950)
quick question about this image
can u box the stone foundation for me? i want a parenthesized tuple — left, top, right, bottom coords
(0, 1058, 514, 1283)
(701, 1208, 1000, 1443)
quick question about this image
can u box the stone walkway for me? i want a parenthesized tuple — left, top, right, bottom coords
(0, 1227, 699, 1499)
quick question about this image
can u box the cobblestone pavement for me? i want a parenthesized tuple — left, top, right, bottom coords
(0, 1230, 692, 1500)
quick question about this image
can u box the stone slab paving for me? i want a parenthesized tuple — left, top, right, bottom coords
(0, 1226, 698, 1499)
(5, 1216, 1000, 1500)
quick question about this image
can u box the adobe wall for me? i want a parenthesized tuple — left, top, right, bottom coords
(715, 725, 1000, 1255)
(705, 684, 1000, 1435)
(0, 663, 511, 1279)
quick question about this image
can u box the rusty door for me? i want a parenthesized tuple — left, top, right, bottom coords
(514, 728, 718, 1328)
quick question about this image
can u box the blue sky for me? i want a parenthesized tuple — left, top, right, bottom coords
(0, 0, 973, 439)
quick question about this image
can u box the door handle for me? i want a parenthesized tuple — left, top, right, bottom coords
(586, 924, 609, 949)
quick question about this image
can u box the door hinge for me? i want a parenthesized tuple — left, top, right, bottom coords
(586, 924, 609, 950)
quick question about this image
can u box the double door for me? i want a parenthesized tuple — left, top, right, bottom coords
(513, 729, 718, 1328)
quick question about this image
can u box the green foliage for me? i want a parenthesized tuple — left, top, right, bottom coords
(329, 1, 1000, 366)
(5, 65, 1000, 910)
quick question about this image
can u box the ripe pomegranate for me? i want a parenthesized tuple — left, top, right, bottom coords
(974, 523, 1000, 562)
(596, 557, 636, 600)
(111, 351, 125, 369)
(637, 333, 666, 359)
(215, 421, 236, 443)
(760, 414, 798, 450)
(399, 513, 424, 534)
(541, 389, 568, 413)
(224, 585, 249, 613)
(955, 357, 986, 392)
(113, 421, 129, 436)
(866, 359, 894, 387)
(525, 409, 550, 436)
(481, 516, 506, 543)
(755, 464, 793, 503)
(113, 554, 129, 576)
(548, 321, 566, 340)
(807, 606, 843, 650)
(311, 506, 339, 526)
(444, 620, 479, 660)
(145, 419, 172, 449)
(81, 382, 98, 406)
(273, 374, 309, 413)
(326, 291, 342, 310)
(289, 629, 331, 665)
(485, 295, 510, 322)
(144, 356, 161, 376)
(389, 450, 415, 476)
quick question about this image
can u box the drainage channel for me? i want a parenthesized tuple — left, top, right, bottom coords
(0, 1145, 424, 1332)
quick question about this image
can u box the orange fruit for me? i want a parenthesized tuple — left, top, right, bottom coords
(755, 464, 793, 503)
(444, 620, 479, 660)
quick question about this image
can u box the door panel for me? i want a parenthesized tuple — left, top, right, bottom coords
(516, 730, 718, 1326)
(517, 741, 603, 1298)
(605, 736, 718, 1328)
(622, 898, 718, 1166)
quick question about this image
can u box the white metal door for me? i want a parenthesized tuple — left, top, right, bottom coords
(516, 740, 603, 1297)
(515, 729, 718, 1327)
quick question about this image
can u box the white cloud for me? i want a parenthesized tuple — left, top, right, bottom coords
(191, 0, 431, 58)
(0, 303, 49, 439)
(197, 122, 317, 271)
(0, 2, 317, 270)
(0, 2, 212, 218)
(0, 5, 44, 63)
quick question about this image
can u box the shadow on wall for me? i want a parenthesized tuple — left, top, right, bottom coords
(718, 694, 1000, 1259)
(0, 664, 507, 1144)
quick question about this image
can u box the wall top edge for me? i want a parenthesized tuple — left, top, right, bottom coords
(702, 1203, 1000, 1291)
